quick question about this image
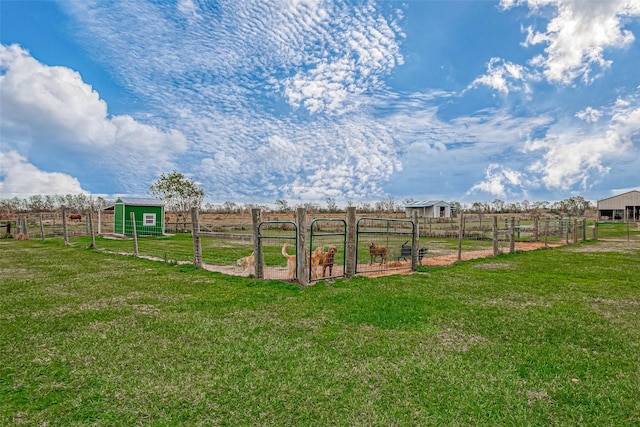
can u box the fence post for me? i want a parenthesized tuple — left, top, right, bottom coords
(252, 208, 264, 280)
(22, 216, 29, 237)
(544, 219, 549, 249)
(88, 211, 96, 249)
(346, 206, 357, 278)
(582, 218, 587, 242)
(533, 215, 539, 242)
(40, 214, 45, 241)
(62, 208, 69, 245)
(98, 209, 102, 235)
(296, 208, 309, 286)
(492, 216, 499, 256)
(457, 212, 464, 262)
(412, 211, 419, 270)
(130, 212, 139, 257)
(509, 217, 515, 253)
(594, 220, 598, 240)
(191, 207, 202, 267)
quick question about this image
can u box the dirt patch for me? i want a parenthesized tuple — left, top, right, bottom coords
(420, 241, 561, 267)
(200, 242, 562, 280)
(566, 240, 640, 254)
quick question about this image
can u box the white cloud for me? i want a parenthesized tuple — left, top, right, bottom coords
(0, 44, 114, 148)
(502, 0, 640, 85)
(575, 107, 602, 123)
(0, 44, 187, 192)
(52, 1, 407, 201)
(524, 95, 640, 190)
(469, 57, 535, 95)
(0, 151, 86, 197)
(468, 164, 526, 198)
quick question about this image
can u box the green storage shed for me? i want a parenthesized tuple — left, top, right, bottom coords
(107, 197, 165, 236)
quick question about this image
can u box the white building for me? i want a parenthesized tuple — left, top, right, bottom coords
(404, 200, 451, 219)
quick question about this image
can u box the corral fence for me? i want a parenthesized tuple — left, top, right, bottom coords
(309, 218, 347, 282)
(7, 207, 635, 284)
(257, 220, 298, 281)
(355, 217, 418, 275)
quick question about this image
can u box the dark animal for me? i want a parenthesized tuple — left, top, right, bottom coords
(418, 247, 428, 262)
(368, 242, 387, 265)
(69, 214, 82, 221)
(398, 241, 428, 262)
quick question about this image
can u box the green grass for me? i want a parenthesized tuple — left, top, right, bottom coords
(596, 221, 640, 240)
(1, 239, 639, 425)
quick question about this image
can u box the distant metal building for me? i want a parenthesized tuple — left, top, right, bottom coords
(597, 190, 640, 221)
(404, 200, 451, 219)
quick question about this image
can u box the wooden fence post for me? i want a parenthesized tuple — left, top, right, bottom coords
(252, 208, 263, 280)
(412, 211, 419, 270)
(130, 212, 139, 257)
(296, 208, 309, 286)
(594, 220, 598, 240)
(457, 212, 464, 262)
(39, 214, 45, 241)
(191, 207, 202, 267)
(492, 216, 499, 256)
(346, 206, 357, 278)
(22, 216, 29, 237)
(88, 211, 96, 249)
(533, 215, 539, 242)
(62, 208, 69, 245)
(509, 217, 515, 253)
(573, 218, 578, 243)
(582, 218, 587, 242)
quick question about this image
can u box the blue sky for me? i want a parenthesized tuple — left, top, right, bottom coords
(1, 0, 639, 206)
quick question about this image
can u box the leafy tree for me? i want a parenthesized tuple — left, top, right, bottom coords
(275, 199, 290, 213)
(491, 199, 505, 213)
(149, 171, 205, 218)
(223, 201, 238, 213)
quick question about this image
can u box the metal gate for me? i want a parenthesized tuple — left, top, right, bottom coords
(309, 218, 346, 281)
(257, 221, 297, 281)
(356, 217, 415, 275)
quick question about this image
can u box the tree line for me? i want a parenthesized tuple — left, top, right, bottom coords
(0, 171, 593, 218)
(0, 194, 593, 217)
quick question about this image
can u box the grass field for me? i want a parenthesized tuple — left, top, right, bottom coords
(1, 238, 639, 425)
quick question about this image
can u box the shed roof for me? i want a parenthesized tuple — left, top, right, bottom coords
(116, 197, 164, 206)
(597, 190, 640, 203)
(405, 200, 449, 208)
(103, 197, 164, 210)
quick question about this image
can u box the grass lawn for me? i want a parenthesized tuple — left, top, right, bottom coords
(1, 238, 639, 425)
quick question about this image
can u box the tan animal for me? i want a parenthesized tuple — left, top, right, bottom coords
(281, 243, 297, 279)
(236, 252, 255, 275)
(320, 245, 337, 277)
(368, 242, 387, 265)
(310, 246, 325, 278)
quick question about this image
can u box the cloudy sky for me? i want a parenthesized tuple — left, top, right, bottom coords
(1, 0, 639, 205)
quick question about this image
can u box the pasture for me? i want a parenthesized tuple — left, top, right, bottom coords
(1, 238, 639, 425)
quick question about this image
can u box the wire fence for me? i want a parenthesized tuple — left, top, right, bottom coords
(3, 211, 638, 280)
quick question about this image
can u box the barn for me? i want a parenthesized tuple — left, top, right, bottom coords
(405, 200, 451, 219)
(105, 197, 165, 236)
(597, 190, 640, 221)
